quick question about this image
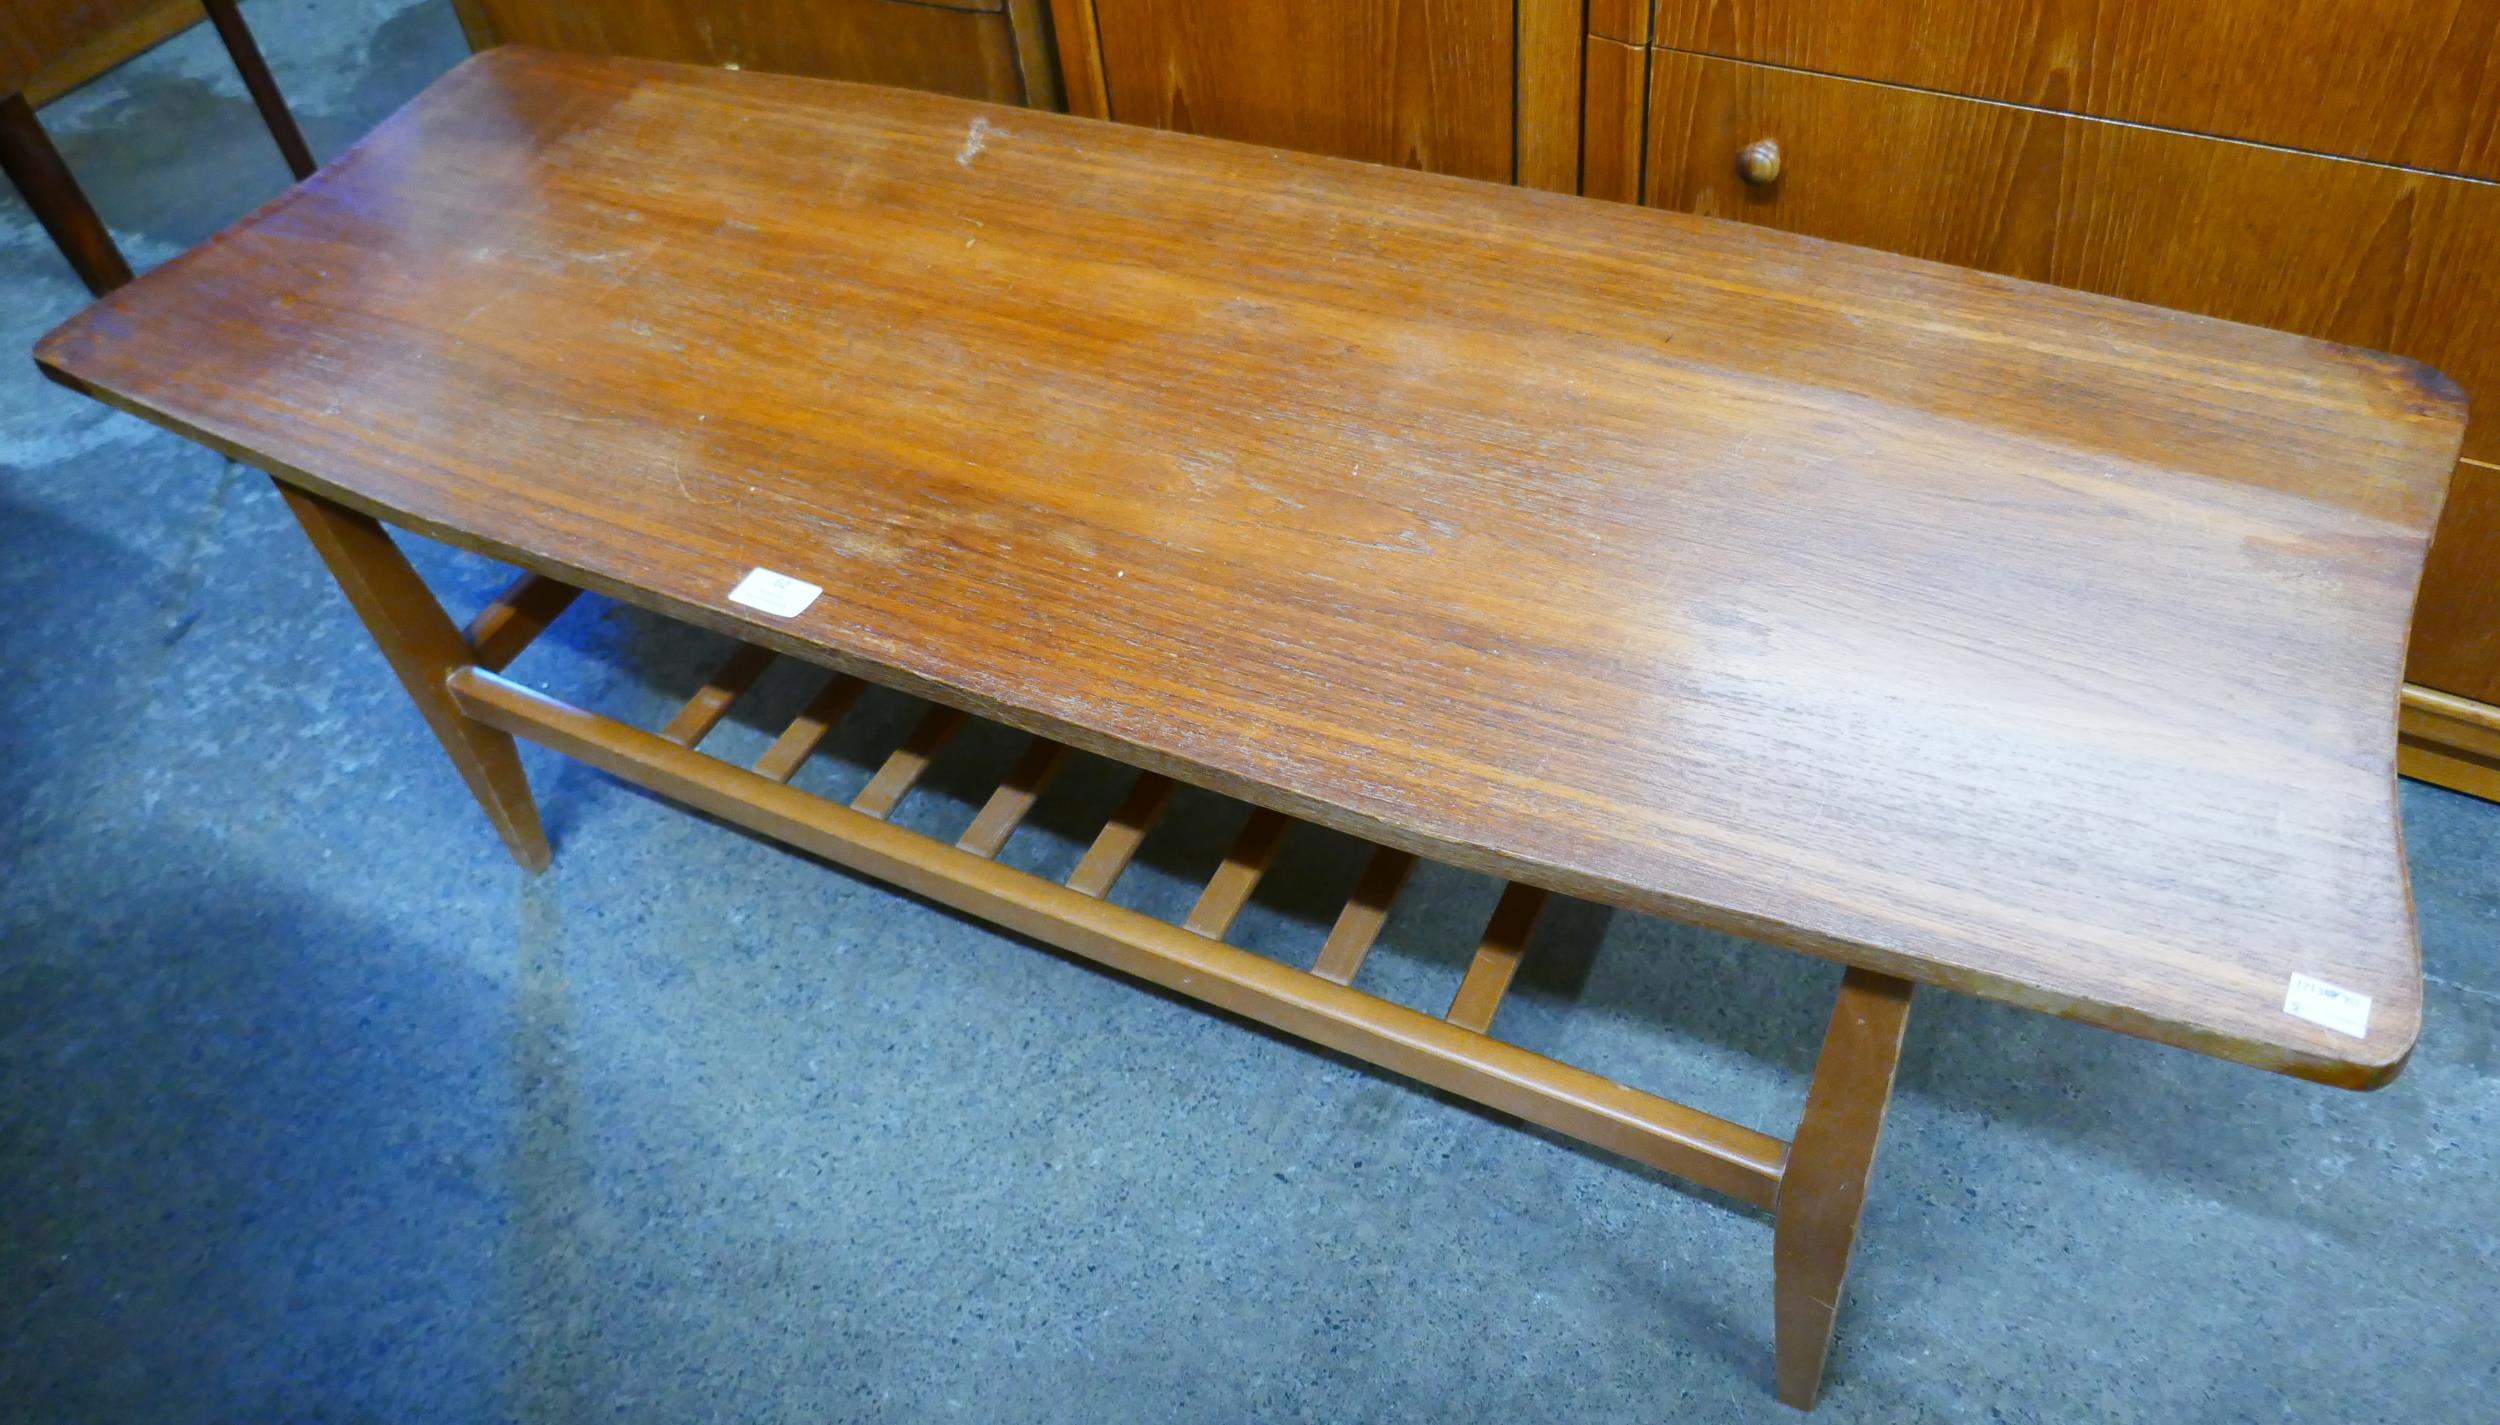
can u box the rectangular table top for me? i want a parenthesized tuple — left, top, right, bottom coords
(37, 48, 2464, 1087)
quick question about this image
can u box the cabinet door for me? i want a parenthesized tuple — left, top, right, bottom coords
(1082, 0, 1516, 180)
(1653, 0, 2500, 180)
(458, 0, 1029, 104)
(1644, 51, 2500, 702)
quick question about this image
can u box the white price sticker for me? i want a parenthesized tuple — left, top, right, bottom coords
(2283, 973, 2372, 1039)
(727, 567, 821, 618)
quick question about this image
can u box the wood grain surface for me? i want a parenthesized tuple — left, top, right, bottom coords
(1580, 34, 1646, 203)
(1643, 53, 2500, 466)
(457, 0, 1028, 104)
(1652, 0, 2500, 180)
(1588, 0, 1650, 46)
(1043, 0, 1107, 119)
(1643, 50, 2500, 710)
(36, 49, 2463, 1086)
(1086, 0, 1514, 179)
(1515, 0, 1582, 191)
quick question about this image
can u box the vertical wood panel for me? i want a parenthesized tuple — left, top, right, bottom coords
(1515, 0, 1582, 191)
(1088, 0, 1515, 180)
(1044, 0, 1106, 117)
(1580, 34, 1646, 202)
(1003, 0, 1061, 111)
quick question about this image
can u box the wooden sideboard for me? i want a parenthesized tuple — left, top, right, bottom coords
(1045, 0, 1585, 190)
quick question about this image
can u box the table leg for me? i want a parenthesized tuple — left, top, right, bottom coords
(0, 92, 133, 295)
(1774, 966, 1914, 1410)
(201, 0, 317, 181)
(277, 483, 550, 871)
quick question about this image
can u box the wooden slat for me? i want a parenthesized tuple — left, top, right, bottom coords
(658, 644, 776, 747)
(1044, 0, 1107, 118)
(1066, 771, 1173, 898)
(852, 704, 968, 819)
(447, 664, 1790, 1208)
(1446, 882, 1550, 1033)
(1183, 806, 1292, 939)
(1309, 845, 1415, 986)
(1003, 0, 1060, 111)
(463, 571, 580, 671)
(1516, 0, 1583, 192)
(753, 672, 867, 783)
(956, 736, 1068, 858)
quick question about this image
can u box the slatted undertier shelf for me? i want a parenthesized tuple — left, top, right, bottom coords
(449, 571, 1796, 1210)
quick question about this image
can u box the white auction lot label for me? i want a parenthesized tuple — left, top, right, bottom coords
(2282, 973, 2372, 1039)
(728, 567, 821, 618)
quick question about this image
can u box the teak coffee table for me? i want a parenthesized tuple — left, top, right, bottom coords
(35, 49, 2464, 1408)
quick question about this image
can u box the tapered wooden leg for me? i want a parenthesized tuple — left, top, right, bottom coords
(277, 483, 550, 871)
(1774, 967, 1914, 1410)
(0, 92, 133, 295)
(202, 0, 317, 181)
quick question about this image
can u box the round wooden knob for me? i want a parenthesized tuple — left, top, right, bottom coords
(1736, 139, 1783, 186)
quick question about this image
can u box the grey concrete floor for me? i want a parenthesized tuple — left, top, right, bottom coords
(3, 4, 2497, 1421)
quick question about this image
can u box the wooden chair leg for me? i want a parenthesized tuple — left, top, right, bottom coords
(1773, 967, 1914, 1410)
(276, 482, 550, 871)
(0, 91, 133, 295)
(201, 0, 317, 180)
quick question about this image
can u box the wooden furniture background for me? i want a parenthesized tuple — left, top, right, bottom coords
(1580, 0, 2500, 802)
(1046, 0, 1583, 191)
(0, 0, 314, 295)
(35, 51, 2453, 1404)
(449, 0, 1062, 109)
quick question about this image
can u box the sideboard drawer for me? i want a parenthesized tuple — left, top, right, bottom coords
(1645, 51, 2500, 468)
(1652, 0, 2500, 180)
(1085, 0, 1517, 180)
